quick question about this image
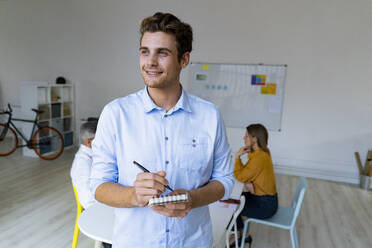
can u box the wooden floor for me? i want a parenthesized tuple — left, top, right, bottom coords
(1, 149, 372, 248)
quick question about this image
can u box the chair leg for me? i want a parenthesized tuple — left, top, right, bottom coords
(226, 229, 230, 248)
(240, 221, 250, 248)
(233, 222, 239, 248)
(290, 226, 299, 248)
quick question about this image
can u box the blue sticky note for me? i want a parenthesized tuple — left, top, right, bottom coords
(251, 75, 256, 85)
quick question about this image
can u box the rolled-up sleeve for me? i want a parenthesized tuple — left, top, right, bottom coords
(90, 104, 119, 198)
(210, 109, 235, 200)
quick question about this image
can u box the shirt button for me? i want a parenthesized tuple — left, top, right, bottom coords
(166, 229, 169, 233)
(165, 137, 168, 141)
(192, 144, 196, 147)
(165, 161, 169, 164)
(164, 115, 168, 118)
(192, 139, 196, 143)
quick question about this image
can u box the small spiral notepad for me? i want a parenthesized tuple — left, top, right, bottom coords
(148, 193, 188, 206)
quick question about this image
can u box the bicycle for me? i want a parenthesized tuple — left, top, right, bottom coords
(0, 103, 64, 160)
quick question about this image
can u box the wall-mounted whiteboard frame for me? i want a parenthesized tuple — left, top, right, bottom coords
(188, 62, 287, 131)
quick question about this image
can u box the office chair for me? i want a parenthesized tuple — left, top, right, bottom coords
(72, 185, 83, 248)
(240, 177, 308, 248)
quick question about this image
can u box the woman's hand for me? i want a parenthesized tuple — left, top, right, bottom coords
(236, 146, 250, 158)
(244, 182, 255, 194)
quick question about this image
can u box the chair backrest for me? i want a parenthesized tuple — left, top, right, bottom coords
(290, 177, 308, 227)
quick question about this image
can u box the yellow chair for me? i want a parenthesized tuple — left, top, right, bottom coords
(72, 185, 83, 248)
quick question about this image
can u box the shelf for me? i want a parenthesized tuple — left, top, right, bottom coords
(62, 86, 73, 102)
(64, 132, 74, 147)
(51, 87, 62, 103)
(38, 104, 50, 121)
(51, 118, 63, 133)
(39, 120, 49, 127)
(21, 82, 76, 158)
(63, 117, 72, 132)
(63, 102, 72, 116)
(51, 103, 62, 118)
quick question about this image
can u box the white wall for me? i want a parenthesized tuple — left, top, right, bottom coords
(1, 0, 371, 183)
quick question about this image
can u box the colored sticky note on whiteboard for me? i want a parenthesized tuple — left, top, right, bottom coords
(251, 74, 266, 85)
(261, 83, 277, 95)
(202, 64, 210, 70)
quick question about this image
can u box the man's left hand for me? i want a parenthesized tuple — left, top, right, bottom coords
(151, 189, 192, 219)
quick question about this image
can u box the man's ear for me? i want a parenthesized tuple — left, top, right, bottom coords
(180, 52, 190, 68)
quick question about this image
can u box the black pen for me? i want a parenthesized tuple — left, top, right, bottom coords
(133, 161, 174, 192)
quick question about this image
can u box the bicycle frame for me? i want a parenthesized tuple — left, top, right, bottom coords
(1, 110, 42, 148)
(1, 103, 64, 160)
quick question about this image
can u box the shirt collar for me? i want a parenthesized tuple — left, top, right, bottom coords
(80, 144, 93, 156)
(142, 86, 192, 114)
(142, 86, 159, 113)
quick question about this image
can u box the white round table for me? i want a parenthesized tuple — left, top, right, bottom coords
(78, 202, 114, 244)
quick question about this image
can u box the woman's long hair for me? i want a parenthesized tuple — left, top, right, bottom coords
(246, 124, 270, 155)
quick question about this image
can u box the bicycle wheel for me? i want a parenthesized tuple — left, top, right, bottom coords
(0, 123, 18, 156)
(32, 126, 64, 160)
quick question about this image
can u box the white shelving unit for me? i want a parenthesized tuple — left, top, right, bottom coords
(20, 82, 75, 157)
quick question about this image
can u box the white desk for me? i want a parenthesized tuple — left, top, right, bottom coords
(78, 203, 114, 244)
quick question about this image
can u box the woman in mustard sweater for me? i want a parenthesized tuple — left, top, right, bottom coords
(234, 123, 278, 234)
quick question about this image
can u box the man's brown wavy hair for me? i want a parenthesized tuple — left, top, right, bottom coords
(140, 12, 193, 62)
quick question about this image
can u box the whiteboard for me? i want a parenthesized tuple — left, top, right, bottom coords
(188, 62, 287, 131)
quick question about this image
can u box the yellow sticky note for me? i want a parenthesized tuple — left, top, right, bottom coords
(261, 86, 269, 94)
(261, 83, 277, 95)
(202, 64, 210, 70)
(267, 83, 276, 94)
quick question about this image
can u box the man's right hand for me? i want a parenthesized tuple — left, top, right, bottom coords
(133, 171, 169, 207)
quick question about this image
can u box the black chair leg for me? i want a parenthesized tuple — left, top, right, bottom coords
(247, 235, 253, 248)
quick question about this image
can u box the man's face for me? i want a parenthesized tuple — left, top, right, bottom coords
(139, 32, 188, 89)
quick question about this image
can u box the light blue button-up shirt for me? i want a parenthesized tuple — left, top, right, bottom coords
(91, 87, 234, 248)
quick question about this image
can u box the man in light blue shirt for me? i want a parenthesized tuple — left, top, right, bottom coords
(90, 12, 234, 248)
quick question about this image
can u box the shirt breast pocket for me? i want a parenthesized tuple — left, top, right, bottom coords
(177, 136, 210, 171)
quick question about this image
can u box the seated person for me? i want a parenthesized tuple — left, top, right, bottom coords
(70, 121, 98, 209)
(71, 121, 112, 248)
(232, 123, 278, 245)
